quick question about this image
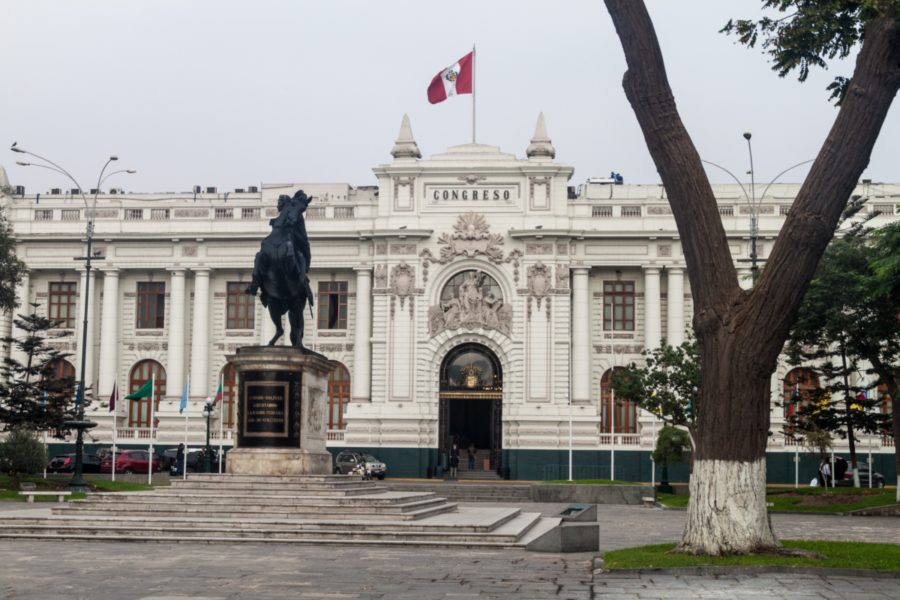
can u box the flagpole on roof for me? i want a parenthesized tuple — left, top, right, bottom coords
(471, 44, 476, 144)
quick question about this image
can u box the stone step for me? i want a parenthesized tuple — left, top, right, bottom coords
(54, 500, 458, 521)
(176, 474, 358, 485)
(168, 482, 376, 496)
(85, 491, 436, 507)
(67, 494, 448, 513)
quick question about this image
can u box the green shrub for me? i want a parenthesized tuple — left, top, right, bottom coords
(0, 428, 47, 486)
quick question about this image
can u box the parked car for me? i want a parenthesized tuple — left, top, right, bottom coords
(333, 450, 387, 479)
(165, 448, 223, 475)
(99, 450, 161, 474)
(837, 463, 886, 488)
(47, 453, 102, 473)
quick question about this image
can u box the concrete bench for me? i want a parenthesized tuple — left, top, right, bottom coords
(642, 496, 657, 507)
(19, 491, 72, 503)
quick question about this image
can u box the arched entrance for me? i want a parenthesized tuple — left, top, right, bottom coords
(439, 343, 502, 473)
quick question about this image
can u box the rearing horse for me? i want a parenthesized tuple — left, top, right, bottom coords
(246, 190, 315, 349)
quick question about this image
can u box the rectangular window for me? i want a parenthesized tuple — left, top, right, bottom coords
(620, 206, 641, 217)
(333, 207, 354, 219)
(48, 282, 77, 328)
(317, 281, 348, 330)
(34, 209, 53, 221)
(307, 206, 326, 220)
(603, 280, 635, 331)
(226, 282, 254, 329)
(60, 209, 80, 221)
(124, 209, 143, 221)
(214, 208, 233, 220)
(150, 208, 170, 221)
(592, 206, 612, 218)
(136, 282, 165, 329)
(718, 206, 735, 216)
(241, 207, 260, 220)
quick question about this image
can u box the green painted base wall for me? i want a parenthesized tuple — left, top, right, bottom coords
(45, 443, 896, 484)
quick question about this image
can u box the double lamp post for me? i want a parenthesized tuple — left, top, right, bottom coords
(11, 143, 134, 492)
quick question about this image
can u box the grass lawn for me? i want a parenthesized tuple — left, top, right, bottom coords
(0, 474, 154, 502)
(603, 540, 900, 572)
(658, 486, 897, 514)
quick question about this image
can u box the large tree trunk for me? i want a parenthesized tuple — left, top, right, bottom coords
(604, 0, 900, 554)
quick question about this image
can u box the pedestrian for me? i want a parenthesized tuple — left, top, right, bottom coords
(820, 459, 832, 488)
(176, 443, 185, 476)
(467, 444, 476, 471)
(449, 443, 460, 479)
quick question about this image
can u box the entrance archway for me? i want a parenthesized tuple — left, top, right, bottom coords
(439, 343, 502, 474)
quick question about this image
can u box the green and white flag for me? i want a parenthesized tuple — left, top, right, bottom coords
(125, 379, 153, 401)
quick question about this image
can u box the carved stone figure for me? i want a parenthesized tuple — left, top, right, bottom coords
(428, 269, 512, 337)
(246, 190, 316, 350)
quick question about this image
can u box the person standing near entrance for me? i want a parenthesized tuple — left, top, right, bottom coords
(449, 442, 460, 479)
(467, 443, 476, 471)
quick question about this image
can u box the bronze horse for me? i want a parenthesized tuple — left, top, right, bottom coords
(246, 190, 315, 349)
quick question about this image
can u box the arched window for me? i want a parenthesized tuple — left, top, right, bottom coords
(783, 367, 819, 420)
(600, 367, 637, 434)
(128, 360, 166, 428)
(220, 363, 237, 429)
(328, 362, 351, 430)
(42, 359, 76, 400)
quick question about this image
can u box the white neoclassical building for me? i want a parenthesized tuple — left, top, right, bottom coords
(1, 114, 897, 481)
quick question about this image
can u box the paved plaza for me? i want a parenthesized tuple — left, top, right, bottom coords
(0, 502, 897, 599)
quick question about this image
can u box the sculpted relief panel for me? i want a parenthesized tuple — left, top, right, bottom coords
(428, 270, 511, 337)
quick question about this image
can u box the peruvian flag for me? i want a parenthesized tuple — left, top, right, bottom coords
(427, 51, 473, 104)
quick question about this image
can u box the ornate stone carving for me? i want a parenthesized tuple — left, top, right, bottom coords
(555, 264, 569, 289)
(527, 262, 552, 298)
(458, 175, 486, 184)
(182, 245, 198, 257)
(375, 243, 388, 255)
(389, 243, 416, 255)
(437, 212, 505, 262)
(657, 244, 672, 257)
(647, 206, 673, 215)
(174, 208, 210, 218)
(374, 264, 387, 289)
(526, 242, 554, 255)
(428, 270, 511, 337)
(389, 262, 415, 317)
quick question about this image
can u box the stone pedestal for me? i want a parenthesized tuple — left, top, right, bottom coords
(225, 346, 332, 476)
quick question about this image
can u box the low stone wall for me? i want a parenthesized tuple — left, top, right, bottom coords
(531, 484, 653, 505)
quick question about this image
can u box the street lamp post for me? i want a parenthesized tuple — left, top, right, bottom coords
(701, 133, 814, 287)
(203, 401, 214, 473)
(10, 143, 134, 492)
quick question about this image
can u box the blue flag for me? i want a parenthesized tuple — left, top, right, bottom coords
(179, 380, 190, 414)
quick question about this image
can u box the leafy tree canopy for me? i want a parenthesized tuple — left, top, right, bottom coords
(0, 208, 27, 312)
(722, 0, 900, 101)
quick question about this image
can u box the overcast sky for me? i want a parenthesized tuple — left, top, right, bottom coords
(2, 0, 897, 194)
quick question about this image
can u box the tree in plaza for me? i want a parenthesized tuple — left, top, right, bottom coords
(0, 304, 82, 436)
(603, 0, 900, 554)
(0, 205, 28, 312)
(652, 425, 693, 494)
(610, 340, 700, 433)
(783, 217, 896, 488)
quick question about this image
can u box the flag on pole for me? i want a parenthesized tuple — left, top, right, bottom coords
(179, 378, 190, 414)
(109, 381, 118, 413)
(126, 379, 153, 400)
(427, 51, 473, 104)
(213, 378, 223, 405)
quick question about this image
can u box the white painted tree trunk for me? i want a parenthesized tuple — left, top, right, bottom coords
(679, 458, 779, 555)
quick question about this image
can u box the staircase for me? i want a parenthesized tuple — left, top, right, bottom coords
(457, 449, 501, 481)
(380, 480, 533, 503)
(0, 474, 558, 549)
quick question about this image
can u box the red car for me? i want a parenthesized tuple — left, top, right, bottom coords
(99, 450, 161, 474)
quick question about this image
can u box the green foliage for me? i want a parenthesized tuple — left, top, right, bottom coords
(603, 540, 900, 571)
(610, 340, 700, 431)
(0, 209, 27, 312)
(652, 425, 692, 465)
(658, 487, 897, 513)
(0, 428, 47, 485)
(0, 304, 87, 435)
(721, 0, 898, 101)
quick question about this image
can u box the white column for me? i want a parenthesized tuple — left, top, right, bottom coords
(644, 266, 661, 350)
(9, 271, 30, 366)
(737, 268, 753, 290)
(75, 269, 96, 388)
(0, 308, 10, 363)
(167, 269, 186, 398)
(666, 267, 685, 347)
(571, 267, 591, 404)
(97, 269, 120, 398)
(351, 267, 372, 402)
(190, 269, 210, 398)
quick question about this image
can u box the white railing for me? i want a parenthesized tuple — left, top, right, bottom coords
(327, 430, 345, 441)
(598, 433, 641, 446)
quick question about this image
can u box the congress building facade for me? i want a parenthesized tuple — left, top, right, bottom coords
(1, 114, 897, 482)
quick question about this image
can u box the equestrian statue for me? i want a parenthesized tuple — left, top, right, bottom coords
(246, 190, 316, 350)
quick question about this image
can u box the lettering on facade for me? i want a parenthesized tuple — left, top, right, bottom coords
(429, 187, 514, 202)
(243, 381, 289, 438)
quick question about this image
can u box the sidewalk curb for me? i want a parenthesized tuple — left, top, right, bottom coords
(593, 561, 900, 579)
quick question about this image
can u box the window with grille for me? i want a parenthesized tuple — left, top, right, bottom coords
(226, 282, 254, 329)
(600, 367, 638, 433)
(317, 281, 348, 329)
(215, 208, 233, 220)
(603, 280, 635, 331)
(136, 282, 165, 329)
(60, 209, 80, 221)
(34, 209, 53, 221)
(592, 206, 613, 218)
(128, 360, 166, 427)
(333, 207, 354, 219)
(48, 282, 77, 328)
(718, 206, 735, 216)
(328, 363, 351, 430)
(124, 209, 143, 221)
(620, 206, 641, 217)
(780, 205, 792, 216)
(150, 208, 170, 220)
(241, 207, 260, 220)
(307, 206, 326, 220)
